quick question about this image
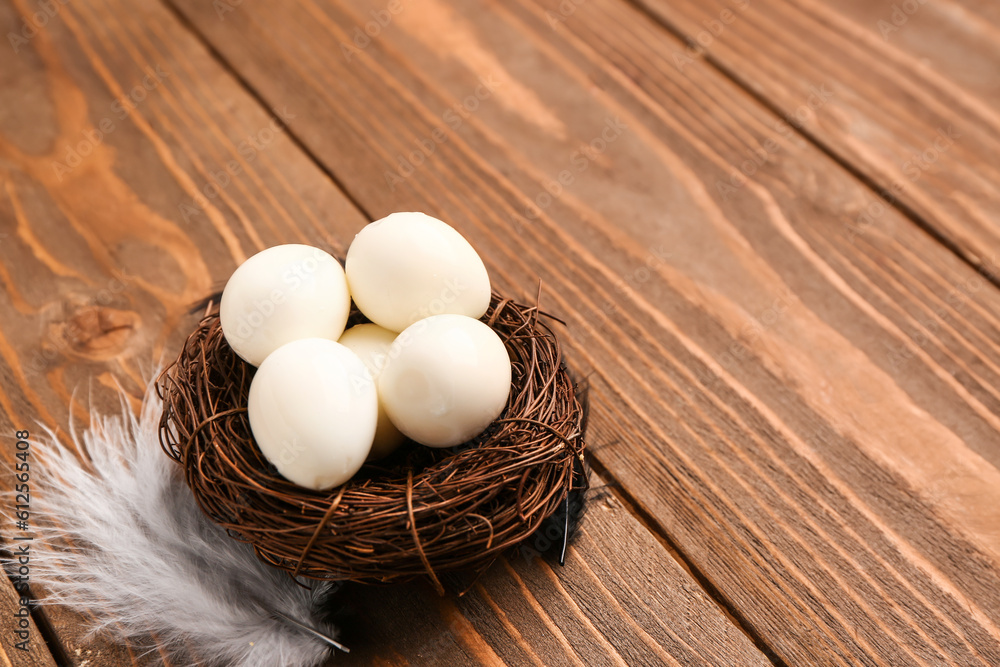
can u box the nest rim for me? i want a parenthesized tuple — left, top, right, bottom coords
(157, 292, 587, 591)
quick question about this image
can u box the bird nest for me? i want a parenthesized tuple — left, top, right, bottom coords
(156, 292, 587, 593)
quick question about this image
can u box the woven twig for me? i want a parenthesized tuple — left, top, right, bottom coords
(157, 293, 587, 585)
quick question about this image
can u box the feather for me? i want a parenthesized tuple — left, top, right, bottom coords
(2, 380, 344, 667)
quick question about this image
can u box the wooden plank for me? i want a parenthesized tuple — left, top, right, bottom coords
(627, 0, 1000, 273)
(0, 570, 57, 667)
(1, 0, 364, 661)
(161, 0, 1000, 663)
(0, 0, 768, 664)
(336, 472, 770, 666)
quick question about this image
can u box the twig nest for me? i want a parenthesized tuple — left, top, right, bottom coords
(157, 293, 587, 587)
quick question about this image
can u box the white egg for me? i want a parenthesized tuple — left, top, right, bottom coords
(248, 338, 377, 490)
(221, 244, 351, 366)
(345, 212, 491, 332)
(379, 314, 511, 448)
(338, 324, 407, 460)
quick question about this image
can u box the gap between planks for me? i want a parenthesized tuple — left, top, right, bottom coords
(586, 455, 785, 667)
(26, 607, 71, 667)
(620, 0, 1000, 292)
(160, 0, 375, 225)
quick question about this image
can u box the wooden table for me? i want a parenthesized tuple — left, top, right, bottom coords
(2, 0, 999, 664)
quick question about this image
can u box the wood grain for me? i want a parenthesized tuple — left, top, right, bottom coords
(0, 573, 57, 667)
(628, 0, 1000, 274)
(0, 0, 771, 664)
(336, 472, 769, 667)
(161, 0, 1000, 663)
(1, 0, 367, 660)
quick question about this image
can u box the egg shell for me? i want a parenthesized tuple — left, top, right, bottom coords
(338, 324, 407, 460)
(379, 314, 511, 448)
(248, 338, 377, 490)
(221, 244, 351, 366)
(345, 212, 491, 332)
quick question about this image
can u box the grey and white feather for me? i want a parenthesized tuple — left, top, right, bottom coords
(2, 382, 343, 667)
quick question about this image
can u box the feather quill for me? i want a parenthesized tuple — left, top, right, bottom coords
(2, 382, 342, 666)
